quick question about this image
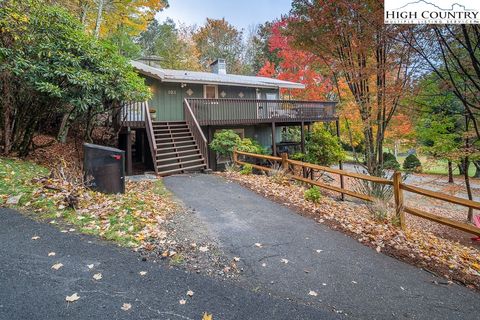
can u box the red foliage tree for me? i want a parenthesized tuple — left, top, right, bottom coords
(258, 19, 333, 100)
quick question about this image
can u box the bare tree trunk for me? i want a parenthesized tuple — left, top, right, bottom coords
(57, 113, 70, 143)
(473, 160, 480, 178)
(447, 160, 454, 183)
(458, 161, 465, 175)
(1, 71, 13, 154)
(464, 158, 473, 222)
(464, 116, 473, 222)
(94, 0, 104, 38)
(80, 1, 89, 26)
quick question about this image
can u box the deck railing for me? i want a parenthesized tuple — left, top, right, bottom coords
(184, 99, 209, 168)
(144, 102, 158, 174)
(118, 101, 146, 128)
(186, 98, 337, 125)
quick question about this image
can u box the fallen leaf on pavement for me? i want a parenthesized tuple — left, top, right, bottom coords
(51, 263, 63, 270)
(93, 273, 102, 280)
(202, 313, 213, 320)
(233, 257, 240, 262)
(66, 293, 80, 302)
(179, 299, 186, 305)
(187, 290, 194, 297)
(121, 303, 131, 311)
(376, 246, 381, 253)
(308, 290, 318, 296)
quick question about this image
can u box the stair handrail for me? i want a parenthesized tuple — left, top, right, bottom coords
(184, 98, 209, 168)
(144, 101, 158, 174)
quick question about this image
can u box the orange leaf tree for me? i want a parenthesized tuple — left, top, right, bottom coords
(288, 0, 415, 176)
(258, 19, 333, 100)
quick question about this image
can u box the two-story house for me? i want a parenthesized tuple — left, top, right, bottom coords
(116, 58, 337, 175)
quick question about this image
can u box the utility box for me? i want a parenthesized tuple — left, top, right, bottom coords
(83, 143, 125, 194)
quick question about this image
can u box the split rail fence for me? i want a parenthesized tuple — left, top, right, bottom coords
(233, 149, 480, 237)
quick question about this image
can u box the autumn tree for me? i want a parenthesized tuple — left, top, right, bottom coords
(137, 19, 201, 70)
(288, 0, 414, 176)
(192, 18, 246, 74)
(244, 22, 282, 75)
(50, 0, 168, 38)
(258, 19, 333, 101)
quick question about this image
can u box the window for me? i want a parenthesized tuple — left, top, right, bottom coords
(266, 93, 278, 100)
(204, 85, 218, 99)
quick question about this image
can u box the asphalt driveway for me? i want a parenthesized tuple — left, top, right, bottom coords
(0, 208, 336, 320)
(164, 174, 480, 320)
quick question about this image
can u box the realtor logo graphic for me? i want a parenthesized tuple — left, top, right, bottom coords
(384, 0, 480, 24)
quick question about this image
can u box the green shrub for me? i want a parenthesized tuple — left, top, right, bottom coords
(403, 154, 422, 172)
(237, 138, 266, 155)
(291, 152, 305, 161)
(304, 186, 322, 203)
(209, 130, 241, 161)
(383, 152, 400, 170)
(209, 130, 266, 162)
(305, 124, 345, 166)
(240, 164, 253, 175)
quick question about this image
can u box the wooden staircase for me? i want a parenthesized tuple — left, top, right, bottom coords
(152, 121, 207, 176)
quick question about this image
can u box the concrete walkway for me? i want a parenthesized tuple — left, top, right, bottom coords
(164, 174, 479, 320)
(0, 208, 335, 320)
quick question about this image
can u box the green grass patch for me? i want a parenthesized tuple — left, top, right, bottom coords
(0, 157, 176, 248)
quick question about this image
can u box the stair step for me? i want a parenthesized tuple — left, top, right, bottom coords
(154, 132, 192, 137)
(155, 136, 193, 143)
(157, 158, 204, 169)
(156, 140, 195, 147)
(154, 128, 190, 133)
(152, 122, 188, 128)
(152, 121, 186, 124)
(158, 164, 206, 176)
(156, 145, 198, 152)
(157, 149, 200, 157)
(157, 154, 202, 163)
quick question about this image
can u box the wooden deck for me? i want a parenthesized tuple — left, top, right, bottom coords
(117, 99, 337, 129)
(185, 98, 337, 125)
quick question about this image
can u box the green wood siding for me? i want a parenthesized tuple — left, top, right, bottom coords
(143, 76, 280, 122)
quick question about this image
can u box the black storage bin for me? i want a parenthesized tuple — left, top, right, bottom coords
(83, 143, 125, 194)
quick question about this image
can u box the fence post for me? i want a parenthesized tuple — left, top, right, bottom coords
(393, 171, 405, 230)
(233, 147, 238, 165)
(281, 153, 289, 171)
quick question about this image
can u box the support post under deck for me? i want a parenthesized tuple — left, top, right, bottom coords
(271, 122, 276, 156)
(336, 120, 344, 201)
(126, 127, 133, 176)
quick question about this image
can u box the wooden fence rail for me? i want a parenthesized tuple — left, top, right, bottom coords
(233, 149, 480, 237)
